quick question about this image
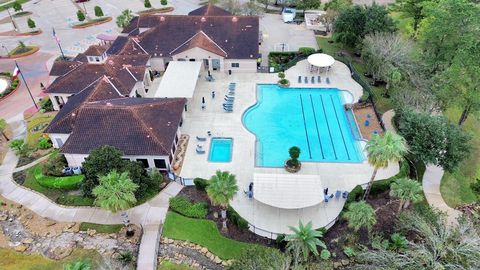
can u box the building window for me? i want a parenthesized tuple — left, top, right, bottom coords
(95, 57, 100, 62)
(88, 56, 94, 62)
(55, 138, 63, 147)
(231, 63, 240, 68)
(154, 159, 167, 169)
(136, 158, 149, 168)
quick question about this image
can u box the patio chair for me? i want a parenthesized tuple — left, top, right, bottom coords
(365, 120, 370, 127)
(298, 75, 302, 83)
(342, 191, 348, 199)
(223, 104, 234, 108)
(196, 148, 206, 154)
(317, 76, 321, 83)
(335, 190, 341, 199)
(311, 76, 315, 83)
(196, 136, 207, 141)
(326, 77, 330, 84)
(197, 144, 203, 149)
(224, 108, 233, 113)
(304, 76, 308, 83)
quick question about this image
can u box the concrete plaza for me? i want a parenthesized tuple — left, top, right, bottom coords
(179, 60, 399, 237)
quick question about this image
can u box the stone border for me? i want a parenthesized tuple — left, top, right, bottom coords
(0, 77, 20, 101)
(0, 46, 40, 59)
(137, 6, 174, 15)
(17, 30, 43, 36)
(72, 17, 112, 29)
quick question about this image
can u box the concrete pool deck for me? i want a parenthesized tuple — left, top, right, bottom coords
(179, 59, 399, 237)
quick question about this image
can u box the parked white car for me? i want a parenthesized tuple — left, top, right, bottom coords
(282, 7, 296, 23)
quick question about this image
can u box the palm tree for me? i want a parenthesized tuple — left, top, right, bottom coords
(285, 221, 326, 267)
(0, 118, 9, 142)
(343, 201, 376, 233)
(206, 170, 238, 232)
(93, 170, 138, 235)
(64, 260, 91, 270)
(390, 178, 423, 213)
(363, 131, 408, 200)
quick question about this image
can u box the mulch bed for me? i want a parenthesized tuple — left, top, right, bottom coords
(137, 7, 174, 15)
(323, 190, 401, 261)
(178, 187, 274, 247)
(352, 104, 383, 140)
(72, 17, 112, 29)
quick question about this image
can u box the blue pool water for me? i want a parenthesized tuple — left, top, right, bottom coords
(243, 84, 363, 167)
(209, 138, 233, 162)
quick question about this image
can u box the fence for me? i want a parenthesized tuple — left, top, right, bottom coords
(334, 53, 386, 131)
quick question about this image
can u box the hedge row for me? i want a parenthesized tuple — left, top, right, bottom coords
(227, 206, 249, 230)
(33, 165, 84, 190)
(169, 196, 208, 219)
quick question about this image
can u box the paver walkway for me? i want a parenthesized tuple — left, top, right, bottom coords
(382, 109, 461, 224)
(0, 116, 182, 270)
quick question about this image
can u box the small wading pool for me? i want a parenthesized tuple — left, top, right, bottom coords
(208, 138, 233, 162)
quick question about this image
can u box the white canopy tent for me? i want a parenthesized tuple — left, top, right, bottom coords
(253, 173, 324, 209)
(307, 53, 335, 74)
(154, 61, 202, 98)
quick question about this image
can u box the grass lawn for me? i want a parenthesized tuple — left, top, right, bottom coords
(158, 260, 194, 270)
(440, 108, 479, 207)
(162, 211, 255, 260)
(0, 248, 101, 270)
(25, 112, 55, 148)
(389, 12, 414, 37)
(0, 0, 31, 11)
(79, 222, 123, 233)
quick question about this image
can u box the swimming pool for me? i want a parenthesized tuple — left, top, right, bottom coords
(243, 84, 363, 167)
(208, 138, 233, 162)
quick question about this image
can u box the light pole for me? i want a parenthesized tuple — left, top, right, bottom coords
(1, 44, 9, 57)
(82, 2, 87, 14)
(6, 8, 18, 32)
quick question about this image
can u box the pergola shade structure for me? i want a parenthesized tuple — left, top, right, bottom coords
(307, 53, 335, 73)
(154, 61, 202, 98)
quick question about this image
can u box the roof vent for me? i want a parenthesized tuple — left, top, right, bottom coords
(160, 16, 165, 21)
(201, 17, 206, 22)
(232, 17, 238, 22)
(106, 102, 112, 106)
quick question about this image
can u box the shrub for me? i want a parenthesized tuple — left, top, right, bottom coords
(9, 139, 30, 157)
(34, 165, 84, 190)
(94, 6, 104, 17)
(227, 206, 249, 230)
(161, 0, 167, 5)
(228, 246, 290, 270)
(12, 1, 22, 11)
(149, 169, 164, 187)
(278, 72, 285, 79)
(278, 78, 289, 85)
(37, 137, 52, 149)
(116, 9, 133, 28)
(298, 47, 316, 55)
(144, 0, 152, 8)
(9, 139, 24, 151)
(169, 196, 208, 219)
(43, 151, 67, 176)
(470, 178, 480, 198)
(320, 249, 331, 260)
(389, 233, 408, 251)
(345, 185, 363, 206)
(77, 10, 86, 22)
(275, 233, 287, 250)
(343, 247, 356, 258)
(27, 18, 35, 29)
(194, 178, 208, 191)
(40, 98, 54, 112)
(118, 250, 134, 265)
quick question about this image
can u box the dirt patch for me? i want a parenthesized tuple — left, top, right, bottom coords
(352, 104, 383, 140)
(178, 187, 274, 247)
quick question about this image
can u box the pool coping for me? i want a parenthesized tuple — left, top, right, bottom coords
(241, 83, 365, 168)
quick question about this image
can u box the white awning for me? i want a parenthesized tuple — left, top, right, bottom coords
(253, 173, 323, 209)
(307, 53, 335, 68)
(154, 61, 201, 98)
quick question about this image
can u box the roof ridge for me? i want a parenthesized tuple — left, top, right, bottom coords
(169, 31, 227, 56)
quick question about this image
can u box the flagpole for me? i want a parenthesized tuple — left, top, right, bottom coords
(52, 27, 65, 60)
(15, 61, 38, 110)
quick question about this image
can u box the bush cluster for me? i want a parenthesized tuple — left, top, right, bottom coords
(169, 196, 208, 219)
(43, 151, 67, 176)
(37, 137, 52, 149)
(227, 206, 249, 230)
(298, 47, 316, 55)
(34, 165, 84, 190)
(193, 178, 208, 191)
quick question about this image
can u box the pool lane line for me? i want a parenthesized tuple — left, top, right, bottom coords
(330, 95, 351, 160)
(309, 94, 325, 159)
(319, 95, 338, 160)
(299, 94, 313, 159)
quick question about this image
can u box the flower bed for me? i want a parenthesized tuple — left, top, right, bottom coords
(6, 45, 39, 58)
(72, 17, 112, 29)
(0, 73, 20, 100)
(137, 6, 174, 15)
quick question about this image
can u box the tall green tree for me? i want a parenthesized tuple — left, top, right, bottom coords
(12, 1, 22, 12)
(418, 0, 480, 73)
(390, 178, 423, 212)
(206, 170, 239, 232)
(396, 109, 471, 172)
(343, 201, 376, 233)
(76, 10, 86, 22)
(93, 170, 138, 213)
(434, 43, 480, 126)
(286, 221, 326, 267)
(392, 0, 432, 33)
(363, 131, 408, 200)
(116, 9, 134, 28)
(0, 118, 9, 142)
(295, 0, 321, 15)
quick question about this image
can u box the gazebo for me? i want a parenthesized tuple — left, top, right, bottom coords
(307, 53, 335, 73)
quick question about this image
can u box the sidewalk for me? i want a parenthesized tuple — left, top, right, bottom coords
(0, 116, 183, 270)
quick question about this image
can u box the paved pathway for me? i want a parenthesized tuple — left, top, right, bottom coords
(0, 116, 182, 270)
(382, 109, 461, 224)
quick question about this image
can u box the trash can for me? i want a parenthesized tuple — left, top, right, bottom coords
(228, 70, 232, 75)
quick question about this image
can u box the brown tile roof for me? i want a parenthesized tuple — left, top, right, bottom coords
(60, 98, 186, 155)
(171, 31, 227, 57)
(46, 54, 150, 95)
(49, 61, 84, 77)
(188, 4, 232, 16)
(123, 15, 259, 59)
(45, 76, 125, 134)
(84, 44, 109, 56)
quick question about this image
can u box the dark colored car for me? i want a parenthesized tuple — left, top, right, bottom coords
(75, 0, 89, 3)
